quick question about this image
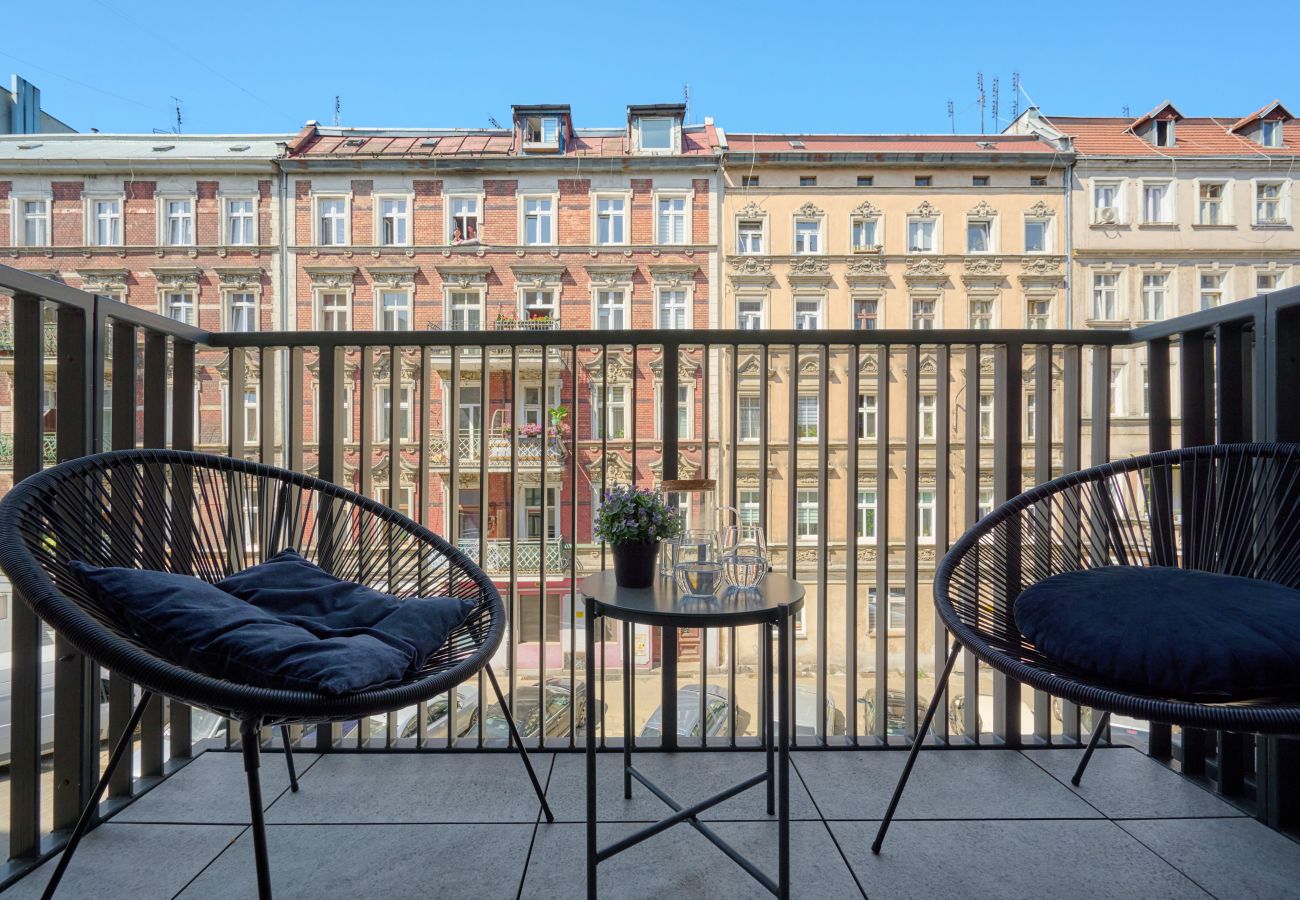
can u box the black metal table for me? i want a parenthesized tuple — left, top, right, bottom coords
(579, 570, 805, 899)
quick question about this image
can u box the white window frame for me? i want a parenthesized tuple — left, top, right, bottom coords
(86, 195, 124, 247)
(856, 489, 877, 543)
(655, 383, 693, 440)
(968, 294, 996, 330)
(376, 383, 415, 443)
(1198, 269, 1226, 310)
(1194, 180, 1230, 226)
(868, 587, 907, 636)
(796, 394, 819, 442)
(594, 287, 629, 330)
(1140, 179, 1174, 225)
(592, 193, 629, 246)
(736, 295, 766, 330)
(225, 291, 258, 332)
(655, 192, 690, 245)
(918, 393, 936, 441)
(519, 288, 558, 322)
(656, 287, 690, 329)
(1140, 271, 1170, 321)
(520, 485, 563, 541)
(222, 195, 257, 246)
(636, 116, 678, 154)
(906, 216, 939, 254)
(314, 194, 350, 246)
(910, 295, 938, 330)
(447, 193, 483, 244)
(1253, 179, 1290, 226)
(219, 382, 260, 447)
(736, 217, 766, 255)
(918, 489, 936, 542)
(1256, 267, 1287, 294)
(738, 489, 761, 527)
(378, 289, 413, 331)
(850, 215, 881, 252)
(375, 194, 412, 247)
(522, 115, 561, 149)
(793, 216, 823, 255)
(1260, 120, 1283, 148)
(738, 394, 761, 442)
(853, 294, 881, 330)
(317, 289, 352, 330)
(857, 393, 878, 441)
(520, 194, 557, 246)
(978, 393, 994, 441)
(157, 196, 195, 247)
(1110, 365, 1126, 418)
(446, 289, 484, 330)
(793, 295, 823, 330)
(1091, 179, 1125, 225)
(162, 291, 196, 326)
(1091, 271, 1121, 321)
(796, 489, 819, 543)
(1026, 294, 1052, 329)
(14, 194, 51, 247)
(592, 383, 629, 440)
(966, 216, 995, 254)
(1023, 217, 1051, 253)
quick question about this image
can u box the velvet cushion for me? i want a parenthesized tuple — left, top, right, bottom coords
(216, 549, 476, 664)
(1013, 565, 1300, 701)
(70, 562, 415, 695)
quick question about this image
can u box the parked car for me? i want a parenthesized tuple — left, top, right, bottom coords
(0, 638, 110, 767)
(483, 678, 601, 740)
(766, 685, 846, 737)
(641, 684, 751, 739)
(1052, 697, 1149, 745)
(343, 684, 480, 742)
(858, 690, 976, 737)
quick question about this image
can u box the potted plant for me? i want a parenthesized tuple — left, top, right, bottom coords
(594, 484, 682, 588)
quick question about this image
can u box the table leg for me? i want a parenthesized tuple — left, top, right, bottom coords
(763, 621, 774, 816)
(587, 604, 598, 900)
(778, 614, 791, 899)
(623, 620, 632, 799)
(662, 625, 678, 751)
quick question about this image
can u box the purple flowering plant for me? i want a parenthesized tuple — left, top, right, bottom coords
(593, 483, 682, 545)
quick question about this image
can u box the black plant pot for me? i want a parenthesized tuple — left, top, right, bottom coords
(611, 540, 660, 589)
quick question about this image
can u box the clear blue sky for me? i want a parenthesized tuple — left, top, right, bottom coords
(7, 0, 1296, 136)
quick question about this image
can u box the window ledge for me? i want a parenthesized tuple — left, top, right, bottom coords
(1190, 223, 1236, 229)
(1253, 222, 1293, 229)
(1137, 223, 1178, 229)
(1085, 318, 1129, 328)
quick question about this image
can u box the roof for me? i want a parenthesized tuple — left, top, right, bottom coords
(724, 133, 1059, 155)
(0, 132, 287, 161)
(1230, 100, 1294, 133)
(1042, 114, 1299, 156)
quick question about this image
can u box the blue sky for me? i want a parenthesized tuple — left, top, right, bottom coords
(7, 0, 1296, 136)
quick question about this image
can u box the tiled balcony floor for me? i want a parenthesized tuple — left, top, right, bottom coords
(7, 746, 1299, 899)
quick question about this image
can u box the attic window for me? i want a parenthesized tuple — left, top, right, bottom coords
(976, 141, 996, 150)
(345, 138, 366, 147)
(1154, 120, 1175, 147)
(788, 139, 805, 149)
(1260, 120, 1282, 147)
(524, 116, 560, 147)
(639, 117, 674, 151)
(152, 145, 175, 152)
(228, 144, 251, 152)
(420, 138, 440, 148)
(16, 143, 41, 150)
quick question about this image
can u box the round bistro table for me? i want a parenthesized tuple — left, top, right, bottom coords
(578, 570, 806, 899)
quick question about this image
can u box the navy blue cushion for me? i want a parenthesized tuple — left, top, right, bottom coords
(1014, 566, 1300, 701)
(70, 562, 415, 695)
(216, 549, 476, 664)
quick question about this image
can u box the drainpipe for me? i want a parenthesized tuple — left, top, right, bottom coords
(275, 154, 290, 460)
(1063, 156, 1074, 328)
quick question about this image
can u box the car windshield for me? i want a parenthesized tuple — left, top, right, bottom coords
(644, 694, 701, 737)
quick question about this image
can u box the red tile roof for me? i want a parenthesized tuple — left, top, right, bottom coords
(725, 133, 1059, 154)
(1044, 115, 1299, 157)
(1230, 100, 1294, 134)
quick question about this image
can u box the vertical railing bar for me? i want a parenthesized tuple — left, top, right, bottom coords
(815, 343, 829, 743)
(415, 345, 431, 750)
(446, 347, 459, 750)
(903, 345, 919, 741)
(508, 346, 519, 744)
(962, 345, 981, 742)
(314, 344, 344, 751)
(1177, 331, 1210, 775)
(474, 345, 488, 749)
(785, 344, 797, 747)
(728, 343, 739, 747)
(660, 340, 679, 752)
(599, 345, 609, 748)
(991, 342, 1022, 747)
(845, 343, 859, 745)
(169, 339, 196, 760)
(385, 342, 401, 748)
(539, 344, 550, 752)
(137, 331, 168, 778)
(1145, 339, 1174, 761)
(1032, 343, 1053, 744)
(874, 345, 890, 743)
(1059, 345, 1083, 743)
(569, 344, 579, 748)
(933, 345, 951, 745)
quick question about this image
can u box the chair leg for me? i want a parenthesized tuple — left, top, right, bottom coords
(485, 665, 555, 823)
(240, 719, 274, 900)
(1071, 711, 1111, 786)
(41, 691, 153, 900)
(279, 725, 299, 792)
(872, 640, 963, 855)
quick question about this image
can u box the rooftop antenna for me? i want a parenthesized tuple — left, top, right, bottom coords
(171, 96, 183, 134)
(683, 83, 690, 123)
(1122, 105, 1131, 117)
(947, 100, 955, 134)
(488, 116, 503, 129)
(333, 96, 340, 127)
(992, 77, 1000, 131)
(1011, 71, 1021, 119)
(977, 71, 986, 134)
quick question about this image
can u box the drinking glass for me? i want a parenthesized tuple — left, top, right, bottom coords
(719, 524, 767, 566)
(722, 553, 767, 590)
(675, 560, 724, 597)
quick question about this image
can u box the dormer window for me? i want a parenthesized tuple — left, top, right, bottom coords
(640, 117, 673, 151)
(1154, 119, 1175, 147)
(524, 116, 560, 147)
(1261, 120, 1283, 147)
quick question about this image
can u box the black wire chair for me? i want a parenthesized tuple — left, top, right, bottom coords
(0, 449, 554, 899)
(873, 443, 1300, 853)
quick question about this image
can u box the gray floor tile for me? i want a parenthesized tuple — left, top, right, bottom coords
(793, 749, 1101, 820)
(831, 820, 1211, 900)
(264, 752, 555, 823)
(545, 750, 821, 822)
(1023, 747, 1247, 819)
(1117, 817, 1300, 900)
(522, 820, 863, 899)
(177, 823, 534, 900)
(115, 749, 319, 823)
(3, 823, 243, 900)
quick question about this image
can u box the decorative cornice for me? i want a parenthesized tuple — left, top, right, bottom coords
(151, 266, 202, 290)
(77, 268, 129, 293)
(1026, 200, 1056, 218)
(851, 199, 881, 218)
(214, 266, 264, 290)
(1022, 256, 1063, 274)
(737, 201, 766, 218)
(909, 200, 940, 218)
(367, 265, 418, 289)
(729, 256, 772, 275)
(510, 263, 565, 291)
(787, 257, 830, 280)
(304, 265, 357, 289)
(968, 200, 999, 218)
(903, 257, 947, 281)
(963, 257, 1002, 275)
(794, 201, 824, 218)
(845, 256, 888, 284)
(436, 264, 491, 288)
(650, 264, 698, 287)
(584, 265, 636, 288)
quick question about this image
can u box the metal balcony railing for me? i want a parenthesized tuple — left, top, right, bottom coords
(2, 260, 1299, 885)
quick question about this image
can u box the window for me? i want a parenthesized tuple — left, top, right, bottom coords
(376, 384, 413, 442)
(918, 489, 935, 540)
(522, 486, 562, 541)
(857, 394, 877, 440)
(595, 289, 627, 329)
(978, 393, 993, 441)
(242, 387, 260, 445)
(1154, 119, 1175, 147)
(639, 117, 673, 151)
(857, 490, 877, 542)
(656, 384, 691, 440)
(522, 289, 557, 322)
(739, 395, 761, 442)
(737, 219, 764, 254)
(1030, 175, 1048, 187)
(317, 197, 347, 246)
(742, 175, 760, 188)
(226, 198, 255, 245)
(379, 290, 411, 330)
(918, 393, 936, 440)
(449, 196, 479, 243)
(1198, 182, 1225, 225)
(794, 297, 822, 330)
(520, 382, 562, 428)
(448, 291, 482, 330)
(457, 385, 482, 444)
(737, 297, 764, 330)
(163, 198, 193, 246)
(967, 219, 992, 253)
(1093, 181, 1121, 223)
(1199, 272, 1224, 309)
(1141, 368, 1150, 416)
(794, 218, 821, 254)
(593, 385, 627, 439)
(851, 216, 879, 252)
(1110, 366, 1125, 417)
(227, 292, 256, 332)
(377, 484, 415, 517)
(796, 394, 818, 440)
(1258, 271, 1283, 293)
(1026, 392, 1037, 440)
(857, 176, 873, 187)
(972, 175, 989, 187)
(978, 488, 994, 520)
(657, 289, 688, 328)
(1027, 296, 1051, 329)
(657, 195, 687, 244)
(164, 292, 195, 325)
(796, 489, 819, 541)
(523, 115, 559, 146)
(1141, 273, 1168, 320)
(1092, 273, 1119, 320)
(911, 298, 936, 330)
(969, 297, 994, 329)
(1260, 120, 1283, 148)
(1256, 181, 1286, 224)
(854, 297, 879, 330)
(1142, 182, 1172, 224)
(1024, 218, 1049, 252)
(799, 175, 817, 187)
(379, 197, 409, 245)
(92, 198, 121, 246)
(19, 198, 49, 246)
(319, 292, 350, 330)
(523, 197, 554, 245)
(738, 490, 760, 526)
(868, 588, 907, 635)
(596, 196, 626, 245)
(915, 175, 932, 187)
(907, 218, 936, 253)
